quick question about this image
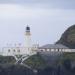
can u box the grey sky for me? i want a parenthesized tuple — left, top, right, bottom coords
(0, 0, 75, 9)
(0, 0, 75, 47)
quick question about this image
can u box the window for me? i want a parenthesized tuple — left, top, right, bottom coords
(45, 49, 47, 51)
(13, 49, 15, 52)
(58, 49, 59, 52)
(54, 49, 56, 51)
(8, 49, 10, 52)
(41, 50, 43, 52)
(18, 49, 20, 52)
(49, 49, 51, 51)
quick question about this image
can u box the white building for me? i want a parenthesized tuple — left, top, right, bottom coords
(0, 26, 75, 57)
(38, 44, 73, 52)
(1, 26, 38, 56)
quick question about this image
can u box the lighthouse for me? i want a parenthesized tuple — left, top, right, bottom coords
(24, 25, 37, 55)
(25, 25, 32, 48)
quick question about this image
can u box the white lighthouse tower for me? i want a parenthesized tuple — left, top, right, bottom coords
(25, 25, 31, 48)
(24, 25, 33, 55)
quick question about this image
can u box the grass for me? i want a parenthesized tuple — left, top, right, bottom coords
(0, 52, 75, 69)
(24, 54, 47, 69)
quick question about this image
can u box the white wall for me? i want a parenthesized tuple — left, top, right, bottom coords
(1, 47, 36, 56)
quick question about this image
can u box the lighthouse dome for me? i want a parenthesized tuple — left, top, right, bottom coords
(26, 26, 30, 31)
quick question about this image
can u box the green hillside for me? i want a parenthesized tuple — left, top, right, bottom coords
(56, 25, 75, 49)
(0, 53, 75, 75)
(0, 53, 75, 69)
(0, 56, 16, 64)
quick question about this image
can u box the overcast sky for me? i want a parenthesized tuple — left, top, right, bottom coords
(0, 0, 75, 47)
